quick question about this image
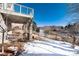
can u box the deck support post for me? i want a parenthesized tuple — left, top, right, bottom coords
(2, 29, 5, 54)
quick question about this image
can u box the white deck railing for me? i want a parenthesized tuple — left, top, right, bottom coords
(0, 3, 34, 17)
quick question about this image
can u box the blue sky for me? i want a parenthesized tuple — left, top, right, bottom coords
(20, 3, 70, 27)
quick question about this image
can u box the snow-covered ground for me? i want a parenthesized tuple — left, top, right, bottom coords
(19, 37, 79, 56)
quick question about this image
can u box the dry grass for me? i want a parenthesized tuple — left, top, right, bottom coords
(0, 41, 24, 56)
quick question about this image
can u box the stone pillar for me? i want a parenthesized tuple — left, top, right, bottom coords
(7, 20, 11, 31)
(22, 24, 26, 32)
(26, 19, 33, 41)
(26, 22, 29, 41)
(29, 22, 32, 40)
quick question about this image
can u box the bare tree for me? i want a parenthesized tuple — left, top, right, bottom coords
(65, 3, 79, 48)
(65, 23, 77, 48)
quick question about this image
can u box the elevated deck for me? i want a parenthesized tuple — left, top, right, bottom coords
(0, 3, 34, 19)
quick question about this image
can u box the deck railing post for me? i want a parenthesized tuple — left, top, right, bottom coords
(20, 5, 21, 14)
(2, 3, 4, 10)
(32, 9, 34, 17)
(12, 4, 14, 12)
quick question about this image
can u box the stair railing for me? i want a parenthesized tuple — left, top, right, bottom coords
(0, 25, 5, 54)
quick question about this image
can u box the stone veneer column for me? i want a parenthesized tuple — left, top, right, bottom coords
(29, 21, 33, 40)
